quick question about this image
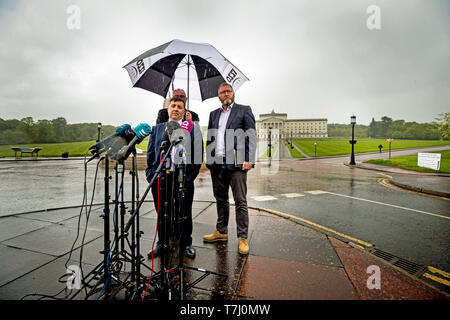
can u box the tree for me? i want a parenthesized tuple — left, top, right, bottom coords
(51, 117, 68, 142)
(379, 116, 393, 138)
(436, 113, 450, 140)
(35, 120, 56, 143)
(17, 117, 36, 143)
(0, 129, 28, 144)
(368, 117, 378, 138)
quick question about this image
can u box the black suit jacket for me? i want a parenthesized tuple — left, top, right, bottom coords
(146, 122, 203, 183)
(156, 108, 200, 124)
(206, 103, 256, 172)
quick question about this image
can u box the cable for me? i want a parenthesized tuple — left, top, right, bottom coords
(77, 155, 102, 297)
(20, 150, 96, 300)
(142, 158, 161, 300)
(64, 151, 91, 269)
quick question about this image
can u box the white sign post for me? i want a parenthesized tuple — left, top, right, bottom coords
(417, 153, 441, 170)
(387, 138, 392, 159)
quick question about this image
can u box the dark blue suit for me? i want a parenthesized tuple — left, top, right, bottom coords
(145, 121, 203, 247)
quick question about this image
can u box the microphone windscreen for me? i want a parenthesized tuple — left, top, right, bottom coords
(180, 120, 193, 133)
(115, 124, 132, 137)
(166, 120, 181, 135)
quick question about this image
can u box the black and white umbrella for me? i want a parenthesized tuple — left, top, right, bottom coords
(123, 39, 249, 108)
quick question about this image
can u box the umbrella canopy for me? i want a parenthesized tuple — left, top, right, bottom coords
(123, 39, 249, 103)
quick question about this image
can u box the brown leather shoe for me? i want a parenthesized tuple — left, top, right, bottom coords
(203, 230, 228, 243)
(238, 238, 249, 255)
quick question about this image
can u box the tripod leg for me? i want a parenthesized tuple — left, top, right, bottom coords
(102, 155, 111, 290)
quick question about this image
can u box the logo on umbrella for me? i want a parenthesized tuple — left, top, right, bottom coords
(130, 66, 138, 78)
(226, 68, 243, 88)
(137, 60, 145, 74)
(226, 68, 237, 82)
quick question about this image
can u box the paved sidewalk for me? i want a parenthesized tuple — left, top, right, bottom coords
(0, 201, 448, 300)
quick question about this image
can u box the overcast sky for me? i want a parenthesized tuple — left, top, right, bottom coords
(0, 0, 449, 127)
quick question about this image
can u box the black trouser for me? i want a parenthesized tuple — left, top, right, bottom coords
(210, 165, 249, 239)
(151, 174, 194, 248)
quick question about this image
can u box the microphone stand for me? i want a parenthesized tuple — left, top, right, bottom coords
(81, 154, 126, 300)
(160, 148, 171, 300)
(122, 142, 173, 299)
(171, 151, 228, 300)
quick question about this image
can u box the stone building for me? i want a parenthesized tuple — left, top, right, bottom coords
(256, 110, 328, 139)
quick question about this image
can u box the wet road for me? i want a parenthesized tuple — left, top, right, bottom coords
(1, 146, 449, 275)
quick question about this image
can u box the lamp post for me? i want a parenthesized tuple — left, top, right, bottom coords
(97, 122, 102, 142)
(349, 115, 357, 165)
(268, 127, 272, 165)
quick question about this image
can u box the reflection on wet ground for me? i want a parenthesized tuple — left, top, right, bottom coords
(0, 158, 379, 216)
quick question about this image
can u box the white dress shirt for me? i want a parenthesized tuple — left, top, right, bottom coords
(216, 103, 234, 157)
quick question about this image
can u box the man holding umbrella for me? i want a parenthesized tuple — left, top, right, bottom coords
(203, 82, 256, 255)
(156, 88, 200, 124)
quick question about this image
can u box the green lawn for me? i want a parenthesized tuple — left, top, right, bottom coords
(2, 138, 449, 160)
(365, 150, 450, 173)
(292, 139, 450, 157)
(0, 141, 97, 158)
(0, 140, 150, 158)
(285, 140, 305, 158)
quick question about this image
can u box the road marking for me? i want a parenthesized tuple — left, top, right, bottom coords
(378, 178, 450, 201)
(326, 191, 450, 221)
(250, 191, 332, 202)
(304, 190, 328, 195)
(349, 242, 365, 250)
(427, 266, 450, 279)
(251, 195, 278, 201)
(423, 273, 450, 287)
(255, 207, 373, 248)
(280, 193, 304, 198)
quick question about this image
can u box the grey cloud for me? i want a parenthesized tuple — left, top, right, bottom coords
(0, 0, 448, 126)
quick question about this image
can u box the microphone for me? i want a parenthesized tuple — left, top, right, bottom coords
(170, 120, 193, 145)
(171, 120, 193, 170)
(180, 120, 194, 134)
(112, 123, 152, 161)
(88, 124, 132, 162)
(160, 121, 181, 151)
(175, 120, 193, 183)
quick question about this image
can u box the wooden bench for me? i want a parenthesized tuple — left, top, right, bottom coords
(11, 147, 42, 159)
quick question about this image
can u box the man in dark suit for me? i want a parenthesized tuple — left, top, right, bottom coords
(156, 88, 200, 124)
(146, 96, 203, 259)
(203, 82, 256, 255)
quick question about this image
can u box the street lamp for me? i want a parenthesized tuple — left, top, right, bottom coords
(349, 115, 357, 165)
(97, 122, 102, 142)
(268, 126, 272, 161)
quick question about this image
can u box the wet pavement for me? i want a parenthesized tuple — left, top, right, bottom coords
(354, 162, 450, 198)
(0, 145, 449, 301)
(0, 201, 448, 300)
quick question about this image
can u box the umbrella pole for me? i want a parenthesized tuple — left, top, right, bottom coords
(186, 54, 190, 110)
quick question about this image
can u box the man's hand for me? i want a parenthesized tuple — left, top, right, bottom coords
(242, 161, 252, 171)
(185, 111, 193, 121)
